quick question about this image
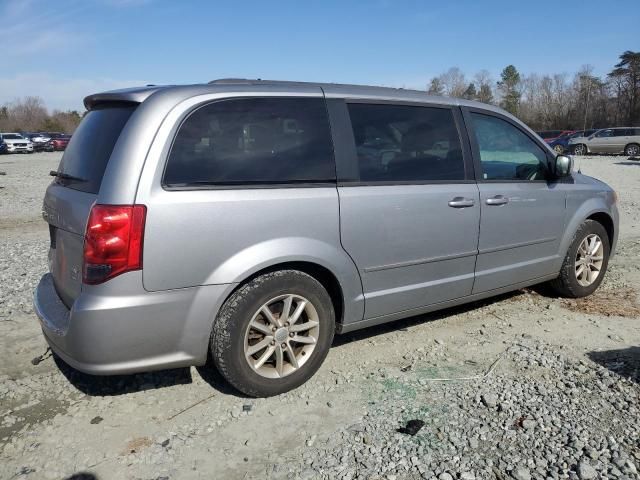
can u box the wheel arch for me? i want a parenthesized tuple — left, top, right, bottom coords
(224, 261, 347, 328)
(557, 202, 617, 272)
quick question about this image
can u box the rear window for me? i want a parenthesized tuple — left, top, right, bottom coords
(57, 104, 136, 193)
(163, 97, 335, 187)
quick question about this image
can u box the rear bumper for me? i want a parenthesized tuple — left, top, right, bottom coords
(34, 272, 233, 375)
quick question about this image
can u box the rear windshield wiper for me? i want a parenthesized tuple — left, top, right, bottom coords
(49, 170, 87, 183)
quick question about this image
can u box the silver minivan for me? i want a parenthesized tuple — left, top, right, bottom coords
(570, 127, 640, 156)
(34, 80, 619, 396)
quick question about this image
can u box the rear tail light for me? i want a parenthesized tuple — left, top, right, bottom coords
(83, 204, 146, 284)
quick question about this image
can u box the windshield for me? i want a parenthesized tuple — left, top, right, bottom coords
(3, 134, 23, 139)
(57, 104, 137, 193)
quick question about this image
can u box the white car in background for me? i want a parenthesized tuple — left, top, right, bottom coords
(0, 133, 34, 154)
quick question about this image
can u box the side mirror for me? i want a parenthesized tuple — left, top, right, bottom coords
(554, 154, 572, 177)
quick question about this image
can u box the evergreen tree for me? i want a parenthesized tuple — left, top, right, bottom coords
(498, 65, 521, 115)
(427, 78, 444, 96)
(477, 84, 494, 104)
(463, 83, 477, 100)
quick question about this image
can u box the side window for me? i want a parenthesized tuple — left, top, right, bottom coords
(596, 129, 613, 138)
(614, 129, 628, 137)
(164, 97, 335, 186)
(470, 112, 547, 181)
(346, 103, 465, 182)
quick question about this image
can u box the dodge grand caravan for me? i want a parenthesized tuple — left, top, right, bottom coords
(34, 79, 619, 397)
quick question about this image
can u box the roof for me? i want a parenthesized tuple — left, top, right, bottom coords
(83, 78, 502, 113)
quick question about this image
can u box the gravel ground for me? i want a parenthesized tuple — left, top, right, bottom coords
(0, 152, 639, 480)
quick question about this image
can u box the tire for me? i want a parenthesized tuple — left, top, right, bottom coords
(572, 144, 587, 155)
(211, 270, 335, 397)
(548, 219, 610, 298)
(553, 144, 564, 154)
(624, 143, 640, 157)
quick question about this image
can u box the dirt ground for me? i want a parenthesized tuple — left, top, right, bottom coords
(0, 152, 639, 479)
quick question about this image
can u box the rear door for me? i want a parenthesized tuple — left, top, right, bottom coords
(463, 108, 566, 293)
(589, 129, 615, 153)
(331, 100, 480, 320)
(43, 104, 137, 307)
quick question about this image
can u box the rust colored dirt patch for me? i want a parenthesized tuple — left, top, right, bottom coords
(561, 287, 640, 317)
(122, 436, 153, 455)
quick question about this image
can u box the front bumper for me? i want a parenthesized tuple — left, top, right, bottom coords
(34, 272, 232, 375)
(6, 144, 33, 153)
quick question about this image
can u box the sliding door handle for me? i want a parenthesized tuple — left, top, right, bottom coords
(486, 195, 509, 206)
(448, 197, 475, 208)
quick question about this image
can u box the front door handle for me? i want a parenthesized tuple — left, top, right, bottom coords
(486, 195, 509, 206)
(448, 197, 475, 208)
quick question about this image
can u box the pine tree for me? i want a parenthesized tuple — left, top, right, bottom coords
(477, 84, 494, 104)
(463, 83, 477, 100)
(498, 65, 521, 115)
(427, 78, 444, 96)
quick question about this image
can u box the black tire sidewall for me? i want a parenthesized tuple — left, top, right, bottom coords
(563, 220, 610, 297)
(212, 270, 335, 397)
(625, 143, 639, 156)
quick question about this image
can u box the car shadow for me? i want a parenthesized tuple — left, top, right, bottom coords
(615, 160, 640, 166)
(587, 346, 640, 384)
(333, 289, 529, 348)
(53, 351, 248, 398)
(53, 354, 194, 396)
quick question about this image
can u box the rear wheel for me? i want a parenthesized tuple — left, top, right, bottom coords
(548, 220, 610, 298)
(211, 270, 335, 397)
(572, 144, 587, 155)
(553, 144, 564, 154)
(624, 143, 640, 156)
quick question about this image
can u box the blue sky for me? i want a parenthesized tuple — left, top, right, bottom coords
(1, 0, 638, 111)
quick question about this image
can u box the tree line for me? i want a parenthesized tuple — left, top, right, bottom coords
(0, 96, 82, 134)
(427, 50, 640, 131)
(2, 50, 638, 135)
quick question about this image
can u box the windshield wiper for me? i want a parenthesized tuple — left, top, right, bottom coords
(49, 170, 87, 182)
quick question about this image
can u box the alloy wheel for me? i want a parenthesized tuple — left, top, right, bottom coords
(244, 294, 320, 379)
(575, 234, 604, 287)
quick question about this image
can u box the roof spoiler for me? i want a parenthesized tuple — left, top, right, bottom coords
(83, 86, 167, 110)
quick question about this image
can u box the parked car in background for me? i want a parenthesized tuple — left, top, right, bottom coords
(34, 80, 618, 397)
(0, 133, 34, 153)
(536, 130, 574, 143)
(22, 132, 54, 152)
(569, 127, 640, 156)
(548, 129, 597, 154)
(48, 133, 71, 151)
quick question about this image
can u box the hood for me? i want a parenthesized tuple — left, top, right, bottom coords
(572, 172, 612, 190)
(2, 138, 30, 145)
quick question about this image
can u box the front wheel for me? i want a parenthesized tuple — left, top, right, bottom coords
(548, 220, 610, 298)
(211, 270, 335, 397)
(572, 144, 587, 155)
(553, 144, 564, 154)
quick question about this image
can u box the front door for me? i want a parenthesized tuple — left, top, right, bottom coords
(334, 101, 480, 319)
(464, 109, 567, 293)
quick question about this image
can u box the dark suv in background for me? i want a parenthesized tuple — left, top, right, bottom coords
(548, 130, 597, 154)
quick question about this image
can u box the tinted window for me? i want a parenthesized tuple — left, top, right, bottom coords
(164, 98, 335, 186)
(595, 129, 613, 138)
(346, 103, 465, 182)
(470, 113, 547, 181)
(614, 129, 628, 137)
(58, 104, 136, 193)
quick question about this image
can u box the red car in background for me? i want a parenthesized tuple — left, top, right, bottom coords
(535, 130, 575, 144)
(47, 133, 71, 151)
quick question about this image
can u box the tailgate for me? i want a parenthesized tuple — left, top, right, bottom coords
(43, 184, 96, 307)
